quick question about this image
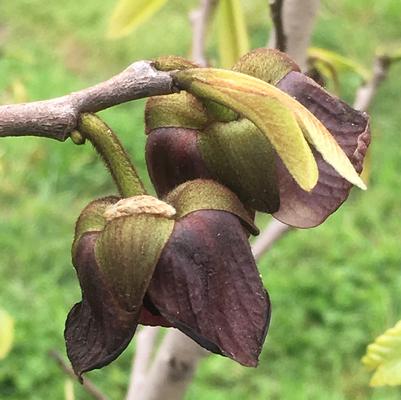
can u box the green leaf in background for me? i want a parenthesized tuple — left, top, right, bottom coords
(175, 68, 367, 191)
(0, 309, 14, 360)
(308, 47, 371, 82)
(362, 320, 401, 386)
(107, 0, 167, 39)
(64, 379, 75, 400)
(217, 0, 249, 68)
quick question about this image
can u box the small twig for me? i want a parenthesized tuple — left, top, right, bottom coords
(267, 0, 320, 70)
(49, 350, 109, 400)
(353, 55, 391, 112)
(136, 329, 207, 400)
(126, 326, 160, 400)
(252, 219, 291, 261)
(0, 61, 175, 141)
(189, 0, 217, 66)
(269, 0, 286, 51)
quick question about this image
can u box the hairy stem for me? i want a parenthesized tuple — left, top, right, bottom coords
(78, 113, 146, 197)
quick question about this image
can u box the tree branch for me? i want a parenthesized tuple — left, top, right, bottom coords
(136, 329, 207, 400)
(268, 0, 320, 70)
(126, 327, 160, 400)
(268, 0, 286, 52)
(252, 219, 291, 260)
(353, 55, 391, 112)
(189, 0, 217, 66)
(49, 350, 109, 400)
(0, 61, 176, 141)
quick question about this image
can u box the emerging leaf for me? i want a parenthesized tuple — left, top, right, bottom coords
(175, 68, 366, 191)
(217, 0, 250, 68)
(107, 0, 167, 39)
(362, 320, 401, 386)
(308, 47, 370, 82)
(175, 68, 317, 191)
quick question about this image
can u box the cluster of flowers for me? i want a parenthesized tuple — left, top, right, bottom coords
(65, 49, 370, 377)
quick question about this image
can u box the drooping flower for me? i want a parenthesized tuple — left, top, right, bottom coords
(146, 49, 370, 227)
(65, 180, 270, 376)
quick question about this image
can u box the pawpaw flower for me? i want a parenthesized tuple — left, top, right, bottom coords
(146, 49, 370, 227)
(65, 180, 269, 377)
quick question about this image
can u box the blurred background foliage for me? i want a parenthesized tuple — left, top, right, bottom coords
(0, 0, 400, 399)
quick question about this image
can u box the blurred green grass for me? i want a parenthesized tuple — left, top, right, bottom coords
(0, 0, 400, 399)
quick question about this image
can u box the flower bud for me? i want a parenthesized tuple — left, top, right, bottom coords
(66, 180, 268, 374)
(65, 196, 175, 376)
(146, 49, 370, 225)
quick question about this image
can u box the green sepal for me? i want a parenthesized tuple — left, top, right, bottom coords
(202, 99, 238, 123)
(145, 92, 208, 133)
(154, 56, 198, 71)
(166, 179, 259, 235)
(95, 214, 175, 310)
(233, 48, 300, 85)
(73, 196, 120, 252)
(199, 119, 279, 213)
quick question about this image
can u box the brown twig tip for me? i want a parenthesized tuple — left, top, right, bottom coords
(49, 350, 109, 400)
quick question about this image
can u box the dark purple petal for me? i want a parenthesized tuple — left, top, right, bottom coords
(147, 210, 271, 367)
(65, 232, 139, 377)
(146, 127, 212, 197)
(139, 296, 172, 327)
(274, 71, 370, 227)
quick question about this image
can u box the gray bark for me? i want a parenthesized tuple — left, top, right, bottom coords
(0, 61, 175, 141)
(268, 0, 320, 70)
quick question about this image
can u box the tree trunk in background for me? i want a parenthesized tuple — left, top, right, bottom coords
(136, 330, 206, 400)
(268, 0, 320, 70)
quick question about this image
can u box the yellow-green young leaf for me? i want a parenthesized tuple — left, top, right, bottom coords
(0, 309, 14, 360)
(217, 0, 249, 68)
(377, 44, 401, 63)
(360, 148, 371, 185)
(308, 47, 371, 82)
(362, 320, 401, 386)
(175, 68, 366, 191)
(176, 68, 317, 191)
(107, 0, 167, 39)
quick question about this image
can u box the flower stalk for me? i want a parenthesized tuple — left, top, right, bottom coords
(77, 113, 146, 197)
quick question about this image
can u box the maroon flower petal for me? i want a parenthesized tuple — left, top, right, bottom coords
(147, 210, 271, 367)
(146, 127, 212, 198)
(139, 296, 173, 328)
(65, 232, 139, 377)
(274, 71, 370, 228)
